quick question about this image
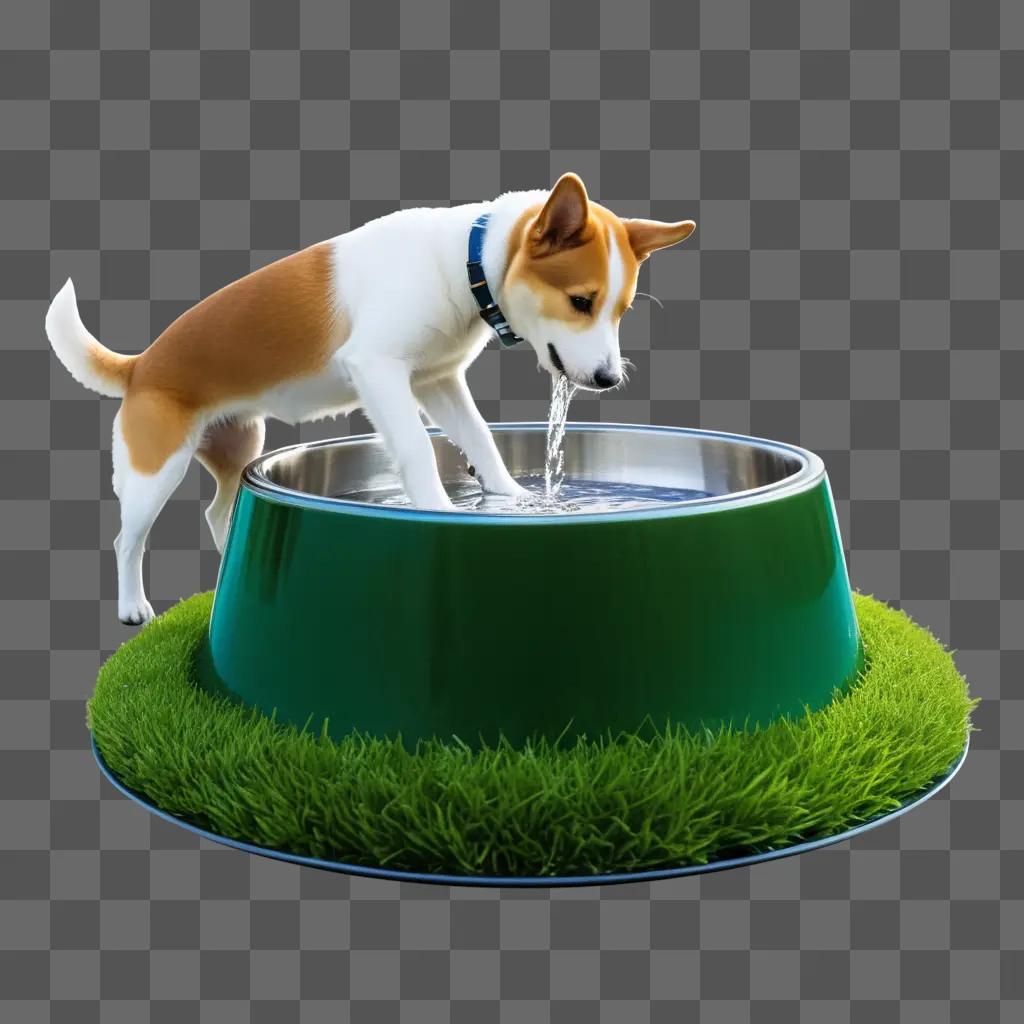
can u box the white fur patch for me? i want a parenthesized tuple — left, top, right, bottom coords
(605, 225, 626, 324)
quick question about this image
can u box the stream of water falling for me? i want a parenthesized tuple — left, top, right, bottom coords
(543, 373, 578, 501)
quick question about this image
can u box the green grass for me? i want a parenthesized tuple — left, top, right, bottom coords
(88, 592, 976, 878)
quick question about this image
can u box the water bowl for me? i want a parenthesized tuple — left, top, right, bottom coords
(197, 423, 862, 748)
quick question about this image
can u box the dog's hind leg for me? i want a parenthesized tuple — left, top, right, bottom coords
(196, 416, 266, 552)
(112, 396, 196, 625)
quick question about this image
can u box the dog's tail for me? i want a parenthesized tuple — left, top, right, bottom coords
(45, 278, 135, 398)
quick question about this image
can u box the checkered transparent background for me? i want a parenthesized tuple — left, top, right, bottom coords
(1, 0, 1021, 1020)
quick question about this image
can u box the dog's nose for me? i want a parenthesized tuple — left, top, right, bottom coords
(592, 368, 621, 390)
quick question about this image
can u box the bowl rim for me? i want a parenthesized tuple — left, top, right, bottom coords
(240, 422, 827, 525)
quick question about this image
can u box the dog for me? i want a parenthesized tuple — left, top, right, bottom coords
(46, 172, 695, 624)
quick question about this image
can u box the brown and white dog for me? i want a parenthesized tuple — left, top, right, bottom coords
(46, 173, 695, 624)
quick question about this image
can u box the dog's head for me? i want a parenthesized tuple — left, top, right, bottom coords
(501, 173, 695, 391)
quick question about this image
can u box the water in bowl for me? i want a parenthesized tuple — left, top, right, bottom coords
(341, 375, 713, 514)
(341, 475, 713, 515)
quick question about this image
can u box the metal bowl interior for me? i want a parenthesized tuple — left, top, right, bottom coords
(244, 423, 820, 517)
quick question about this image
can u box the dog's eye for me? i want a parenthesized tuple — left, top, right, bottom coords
(569, 294, 593, 315)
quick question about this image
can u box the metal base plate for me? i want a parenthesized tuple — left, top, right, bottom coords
(92, 734, 968, 889)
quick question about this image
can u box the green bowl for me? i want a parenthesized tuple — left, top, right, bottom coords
(197, 423, 861, 747)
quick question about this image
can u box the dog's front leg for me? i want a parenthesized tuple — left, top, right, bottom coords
(414, 372, 529, 499)
(345, 356, 454, 510)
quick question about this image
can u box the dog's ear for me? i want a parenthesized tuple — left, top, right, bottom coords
(623, 219, 696, 262)
(531, 172, 590, 251)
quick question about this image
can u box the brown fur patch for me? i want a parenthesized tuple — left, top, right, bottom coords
(119, 390, 197, 476)
(623, 218, 696, 263)
(504, 202, 639, 329)
(93, 347, 135, 393)
(196, 418, 265, 493)
(122, 242, 343, 473)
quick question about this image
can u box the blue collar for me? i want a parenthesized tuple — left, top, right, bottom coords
(466, 212, 524, 347)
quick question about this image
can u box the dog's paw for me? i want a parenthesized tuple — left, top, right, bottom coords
(422, 498, 457, 512)
(119, 598, 155, 626)
(409, 489, 456, 512)
(484, 478, 532, 501)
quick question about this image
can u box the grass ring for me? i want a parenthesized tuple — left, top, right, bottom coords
(88, 592, 975, 881)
